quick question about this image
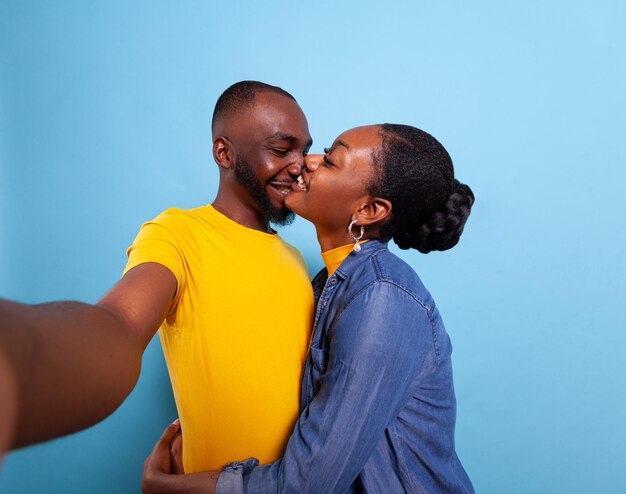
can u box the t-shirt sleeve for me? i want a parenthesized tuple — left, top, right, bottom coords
(123, 210, 187, 309)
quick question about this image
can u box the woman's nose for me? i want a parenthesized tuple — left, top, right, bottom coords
(304, 154, 323, 172)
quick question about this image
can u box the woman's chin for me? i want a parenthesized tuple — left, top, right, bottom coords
(285, 192, 311, 220)
(284, 191, 301, 210)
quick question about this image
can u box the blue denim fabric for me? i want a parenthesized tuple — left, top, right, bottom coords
(217, 241, 474, 494)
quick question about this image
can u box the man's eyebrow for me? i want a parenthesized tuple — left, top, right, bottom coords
(267, 133, 313, 149)
(267, 132, 298, 143)
(336, 140, 349, 150)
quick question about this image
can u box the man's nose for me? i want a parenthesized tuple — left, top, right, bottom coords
(304, 154, 323, 172)
(287, 161, 303, 177)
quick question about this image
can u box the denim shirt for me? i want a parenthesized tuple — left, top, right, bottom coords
(217, 241, 474, 494)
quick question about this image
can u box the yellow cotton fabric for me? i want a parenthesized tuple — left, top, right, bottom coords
(124, 205, 313, 472)
(321, 241, 369, 277)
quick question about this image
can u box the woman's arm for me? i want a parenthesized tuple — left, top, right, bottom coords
(224, 281, 433, 493)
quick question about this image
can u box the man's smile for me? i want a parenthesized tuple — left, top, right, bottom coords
(268, 180, 295, 196)
(290, 174, 308, 193)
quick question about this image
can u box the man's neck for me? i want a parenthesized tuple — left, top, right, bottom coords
(211, 196, 271, 233)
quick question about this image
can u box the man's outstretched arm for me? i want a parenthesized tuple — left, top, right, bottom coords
(0, 262, 177, 453)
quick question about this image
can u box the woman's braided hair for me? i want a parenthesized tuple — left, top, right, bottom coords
(370, 124, 474, 253)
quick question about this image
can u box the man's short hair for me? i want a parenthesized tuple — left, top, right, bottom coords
(211, 81, 296, 132)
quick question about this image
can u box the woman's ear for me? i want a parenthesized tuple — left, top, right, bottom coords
(354, 197, 392, 226)
(213, 136, 235, 170)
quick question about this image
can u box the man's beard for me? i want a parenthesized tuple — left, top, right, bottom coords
(234, 155, 295, 226)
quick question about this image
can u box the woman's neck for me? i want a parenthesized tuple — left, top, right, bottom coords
(316, 231, 356, 253)
(316, 223, 381, 252)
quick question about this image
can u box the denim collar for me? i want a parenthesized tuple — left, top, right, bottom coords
(312, 240, 389, 296)
(332, 239, 389, 280)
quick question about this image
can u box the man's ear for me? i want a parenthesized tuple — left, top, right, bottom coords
(354, 197, 392, 226)
(213, 136, 235, 170)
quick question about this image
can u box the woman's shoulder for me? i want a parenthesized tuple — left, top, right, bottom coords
(365, 249, 434, 309)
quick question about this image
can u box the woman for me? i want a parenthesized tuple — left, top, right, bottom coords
(143, 124, 475, 493)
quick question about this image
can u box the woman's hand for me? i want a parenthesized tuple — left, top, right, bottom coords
(142, 419, 218, 494)
(142, 419, 180, 493)
(169, 424, 184, 474)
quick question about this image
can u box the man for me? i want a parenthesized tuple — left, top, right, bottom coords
(0, 81, 314, 474)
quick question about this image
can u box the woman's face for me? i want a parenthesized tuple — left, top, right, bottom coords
(285, 125, 382, 234)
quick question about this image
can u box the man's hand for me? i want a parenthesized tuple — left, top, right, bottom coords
(142, 420, 218, 494)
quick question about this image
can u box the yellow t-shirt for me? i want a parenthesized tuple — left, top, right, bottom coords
(124, 205, 313, 472)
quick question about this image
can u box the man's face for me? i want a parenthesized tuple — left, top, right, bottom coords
(229, 92, 312, 225)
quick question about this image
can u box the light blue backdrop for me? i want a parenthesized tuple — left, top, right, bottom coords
(1, 1, 625, 493)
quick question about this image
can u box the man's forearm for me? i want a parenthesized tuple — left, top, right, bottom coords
(0, 345, 18, 456)
(0, 298, 143, 450)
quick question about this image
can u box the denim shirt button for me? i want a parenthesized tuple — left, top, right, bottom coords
(323, 300, 327, 307)
(330, 277, 337, 284)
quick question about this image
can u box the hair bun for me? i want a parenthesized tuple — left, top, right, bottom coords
(393, 180, 474, 253)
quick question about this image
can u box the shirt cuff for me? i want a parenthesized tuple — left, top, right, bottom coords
(215, 458, 259, 494)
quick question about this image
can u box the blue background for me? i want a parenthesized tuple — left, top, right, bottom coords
(1, 1, 625, 492)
